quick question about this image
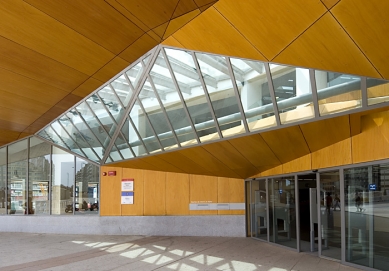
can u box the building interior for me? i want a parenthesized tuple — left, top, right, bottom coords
(1, 1, 389, 270)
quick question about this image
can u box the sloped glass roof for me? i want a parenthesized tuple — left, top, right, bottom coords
(36, 45, 389, 164)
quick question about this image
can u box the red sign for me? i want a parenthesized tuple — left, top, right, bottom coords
(108, 171, 116, 176)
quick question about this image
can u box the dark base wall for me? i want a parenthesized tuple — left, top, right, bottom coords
(0, 215, 245, 237)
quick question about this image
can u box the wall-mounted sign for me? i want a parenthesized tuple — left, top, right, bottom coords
(122, 179, 134, 191)
(279, 189, 283, 194)
(121, 191, 134, 204)
(369, 184, 377, 191)
(108, 171, 116, 176)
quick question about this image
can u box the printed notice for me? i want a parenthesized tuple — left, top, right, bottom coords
(121, 191, 134, 204)
(122, 179, 134, 191)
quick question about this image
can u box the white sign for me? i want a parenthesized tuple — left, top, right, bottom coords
(122, 179, 134, 191)
(121, 191, 134, 204)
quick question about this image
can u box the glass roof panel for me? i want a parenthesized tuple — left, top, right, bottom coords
(230, 57, 277, 132)
(270, 65, 314, 124)
(165, 48, 219, 143)
(150, 51, 198, 147)
(51, 121, 85, 157)
(315, 71, 362, 116)
(125, 61, 145, 90)
(195, 53, 245, 138)
(367, 78, 389, 106)
(129, 99, 162, 154)
(40, 126, 70, 151)
(110, 74, 133, 107)
(97, 85, 123, 123)
(120, 116, 148, 157)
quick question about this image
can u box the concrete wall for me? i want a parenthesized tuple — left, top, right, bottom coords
(0, 215, 245, 237)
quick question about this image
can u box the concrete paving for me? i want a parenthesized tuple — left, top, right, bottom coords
(0, 233, 362, 271)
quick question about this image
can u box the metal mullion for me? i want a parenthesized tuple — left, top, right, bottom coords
(226, 57, 250, 133)
(266, 179, 270, 242)
(26, 138, 30, 216)
(316, 172, 322, 256)
(48, 145, 52, 215)
(73, 108, 114, 161)
(72, 156, 76, 215)
(161, 48, 200, 144)
(128, 117, 150, 155)
(191, 51, 223, 139)
(101, 46, 160, 164)
(340, 168, 346, 264)
(123, 72, 136, 94)
(118, 130, 136, 157)
(50, 124, 72, 151)
(56, 121, 89, 159)
(310, 69, 320, 118)
(63, 117, 102, 161)
(136, 97, 164, 151)
(148, 75, 181, 148)
(108, 83, 125, 109)
(5, 146, 8, 214)
(95, 93, 119, 125)
(264, 63, 281, 126)
(295, 174, 300, 252)
(361, 77, 368, 108)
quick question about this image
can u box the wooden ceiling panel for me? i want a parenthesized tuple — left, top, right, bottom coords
(0, 90, 51, 116)
(202, 141, 258, 178)
(152, 22, 170, 39)
(0, 129, 22, 142)
(179, 147, 241, 178)
(139, 155, 185, 173)
(0, 107, 40, 127)
(173, 0, 198, 19)
(71, 78, 104, 98)
(331, 0, 389, 79)
(0, 67, 69, 105)
(111, 158, 155, 171)
(261, 126, 310, 164)
(199, 1, 217, 12)
(194, 0, 217, 7)
(157, 151, 213, 175)
(164, 10, 201, 39)
(117, 0, 180, 29)
(162, 36, 185, 47)
(171, 7, 266, 61)
(0, 119, 27, 133)
(119, 33, 159, 64)
(214, 0, 326, 60)
(299, 115, 350, 152)
(55, 94, 84, 111)
(92, 57, 130, 83)
(18, 133, 32, 140)
(25, 0, 145, 55)
(228, 134, 281, 169)
(273, 13, 381, 78)
(0, 0, 114, 76)
(0, 36, 88, 91)
(321, 0, 340, 9)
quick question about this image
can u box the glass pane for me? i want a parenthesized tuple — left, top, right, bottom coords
(151, 51, 197, 147)
(269, 176, 296, 249)
(344, 164, 389, 270)
(58, 117, 100, 162)
(139, 78, 178, 150)
(85, 95, 117, 137)
(251, 180, 267, 241)
(51, 121, 84, 157)
(315, 71, 362, 116)
(165, 48, 219, 143)
(126, 61, 145, 90)
(129, 99, 161, 154)
(29, 137, 50, 215)
(196, 53, 245, 138)
(8, 139, 28, 215)
(271, 65, 314, 124)
(0, 147, 6, 215)
(75, 157, 99, 215)
(119, 117, 147, 157)
(230, 58, 276, 132)
(320, 171, 341, 260)
(110, 74, 134, 107)
(51, 147, 74, 215)
(109, 145, 123, 162)
(97, 86, 123, 123)
(367, 78, 389, 106)
(41, 126, 70, 151)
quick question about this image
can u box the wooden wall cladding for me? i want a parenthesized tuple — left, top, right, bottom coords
(218, 177, 245, 215)
(143, 170, 167, 215)
(121, 168, 144, 216)
(165, 172, 190, 215)
(189, 175, 218, 215)
(100, 166, 122, 216)
(311, 139, 352, 169)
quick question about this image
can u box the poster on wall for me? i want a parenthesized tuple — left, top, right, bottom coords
(121, 191, 134, 204)
(122, 179, 134, 191)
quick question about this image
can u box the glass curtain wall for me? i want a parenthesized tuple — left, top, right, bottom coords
(75, 157, 99, 215)
(0, 147, 6, 214)
(8, 139, 28, 215)
(251, 179, 267, 241)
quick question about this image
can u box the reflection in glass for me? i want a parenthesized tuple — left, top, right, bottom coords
(251, 180, 267, 241)
(165, 48, 219, 143)
(126, 60, 145, 91)
(271, 65, 314, 124)
(230, 58, 276, 132)
(0, 147, 6, 215)
(29, 137, 51, 215)
(118, 117, 148, 157)
(75, 157, 99, 215)
(97, 86, 123, 123)
(344, 165, 389, 270)
(110, 74, 133, 107)
(269, 176, 296, 249)
(8, 139, 28, 215)
(196, 53, 244, 137)
(320, 171, 341, 260)
(315, 71, 362, 116)
(367, 78, 389, 106)
(51, 147, 74, 215)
